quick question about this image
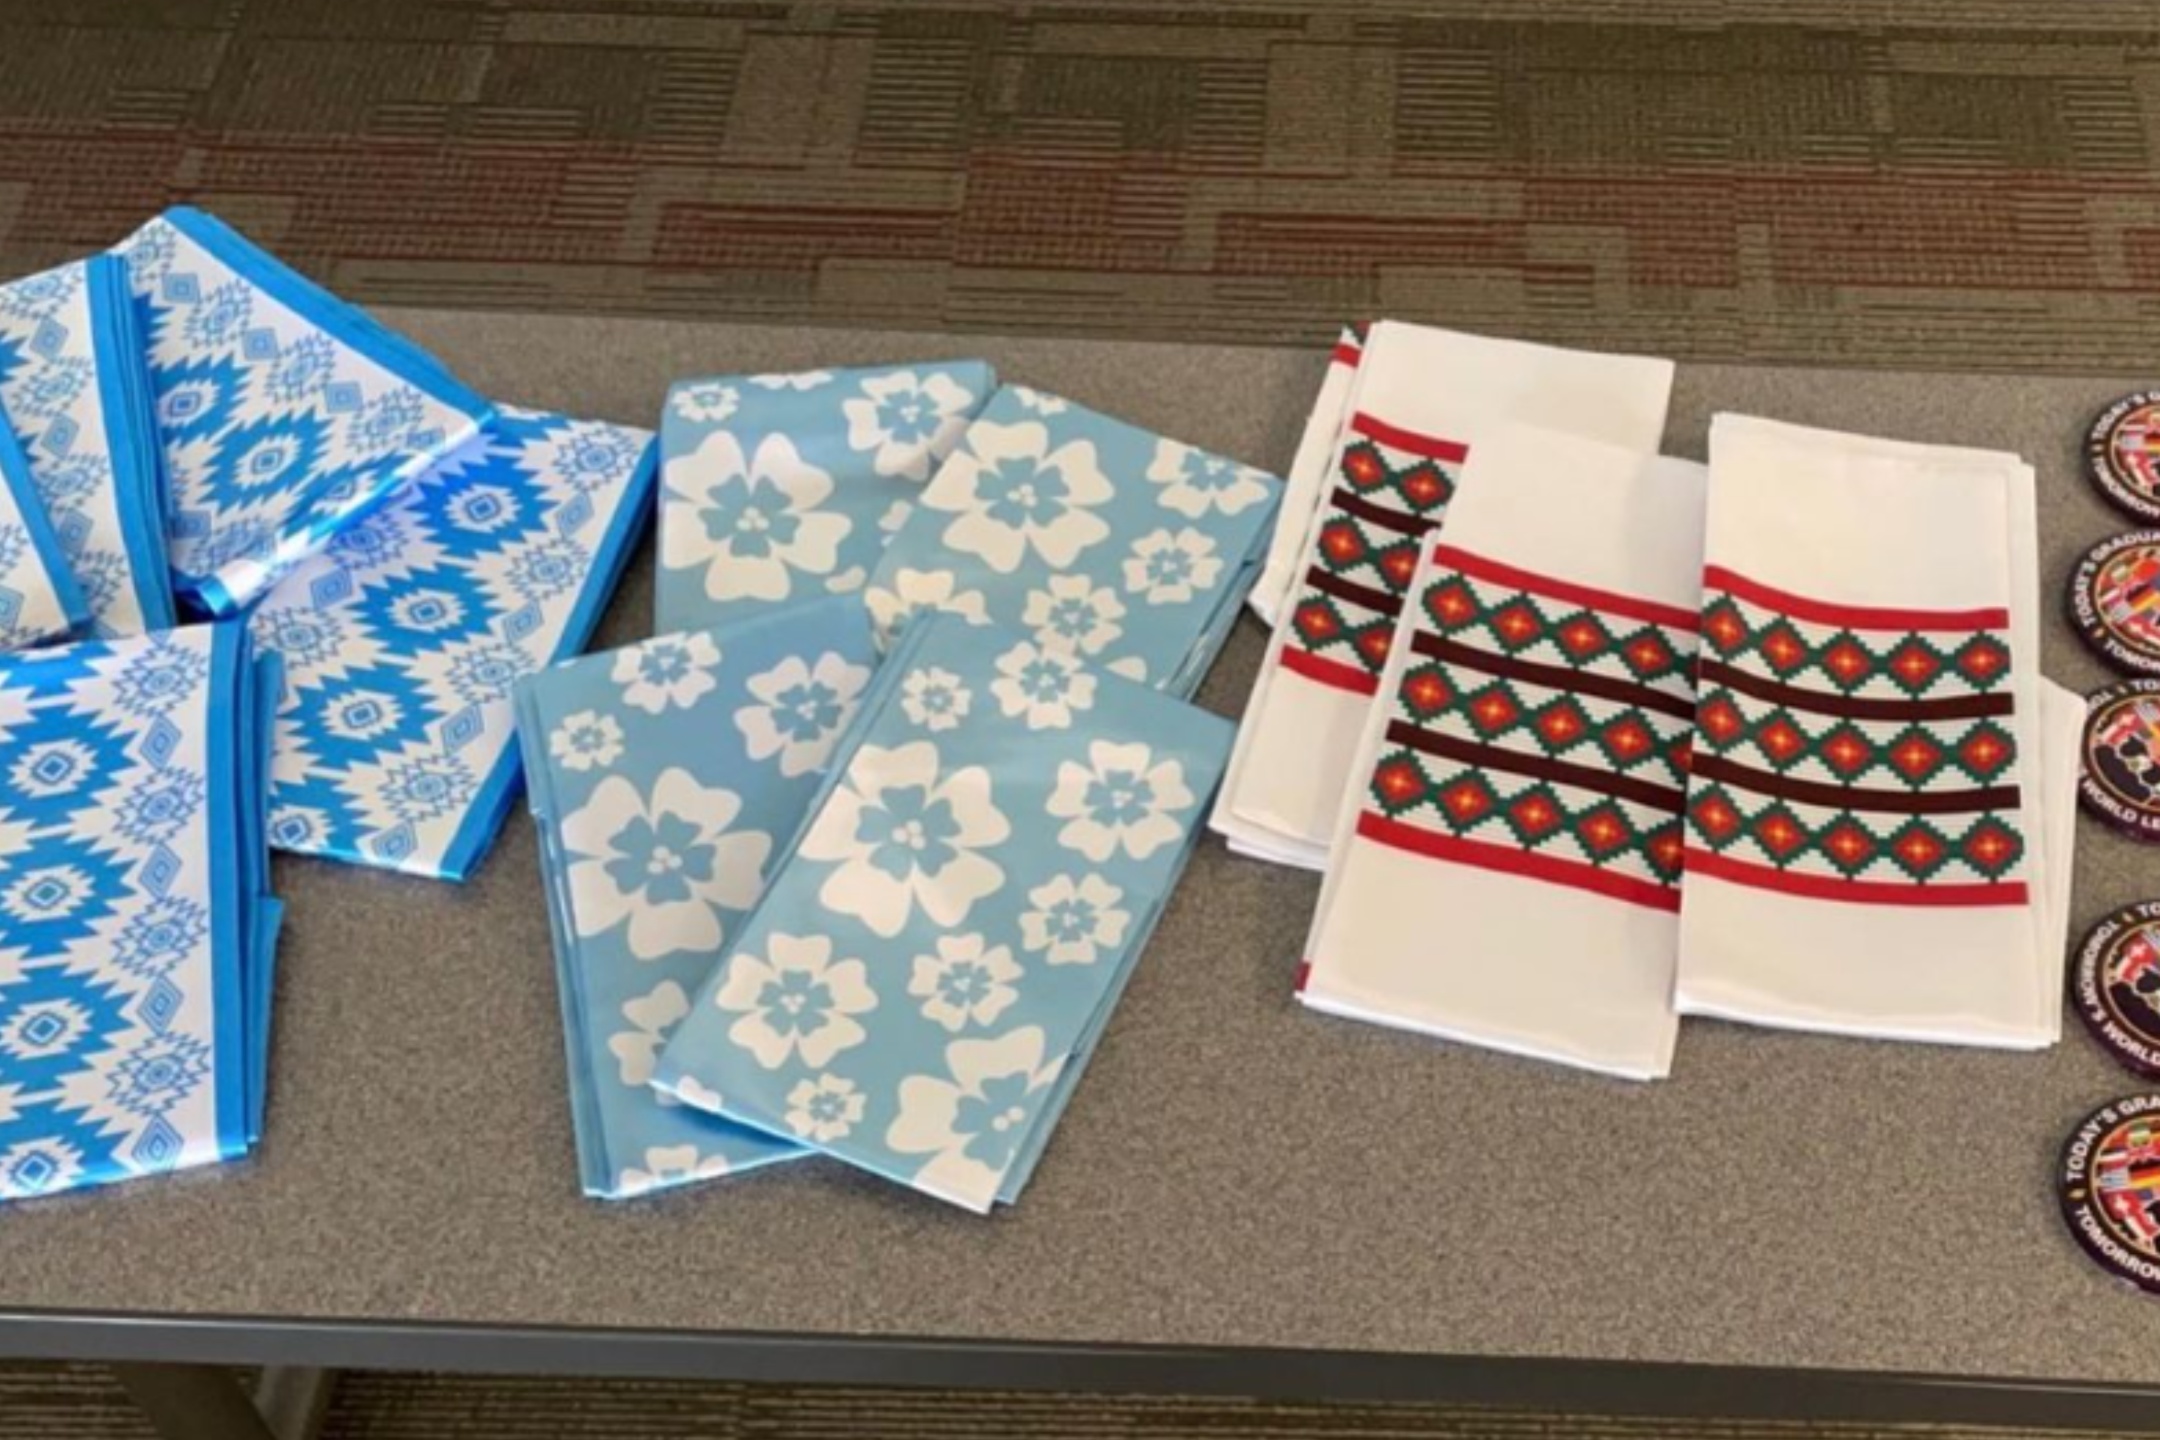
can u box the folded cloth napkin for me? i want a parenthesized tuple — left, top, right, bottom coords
(1298, 425, 1705, 1080)
(516, 598, 881, 1199)
(0, 257, 171, 636)
(1674, 415, 2058, 1047)
(112, 207, 495, 615)
(1248, 325, 1364, 626)
(0, 413, 88, 651)
(1212, 322, 1676, 870)
(251, 407, 655, 881)
(864, 386, 1282, 699)
(0, 621, 281, 1203)
(652, 613, 1233, 1212)
(657, 361, 995, 634)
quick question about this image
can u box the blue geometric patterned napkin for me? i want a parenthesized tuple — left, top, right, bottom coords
(0, 621, 281, 1203)
(252, 407, 655, 882)
(0, 256, 171, 637)
(656, 361, 994, 634)
(516, 598, 883, 1198)
(0, 416, 88, 651)
(862, 385, 1284, 699)
(112, 207, 495, 615)
(653, 613, 1233, 1212)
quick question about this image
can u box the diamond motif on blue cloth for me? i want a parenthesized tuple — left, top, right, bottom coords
(0, 624, 277, 1203)
(113, 896, 210, 981)
(114, 208, 494, 613)
(284, 660, 441, 772)
(350, 563, 494, 649)
(0, 836, 132, 959)
(0, 708, 132, 831)
(129, 1114, 184, 1171)
(0, 964, 131, 1092)
(252, 406, 656, 880)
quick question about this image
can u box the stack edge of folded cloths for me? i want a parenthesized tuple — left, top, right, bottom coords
(1273, 357, 2080, 1076)
(521, 370, 1268, 1208)
(0, 623, 280, 1201)
(1213, 320, 1677, 868)
(0, 204, 671, 1205)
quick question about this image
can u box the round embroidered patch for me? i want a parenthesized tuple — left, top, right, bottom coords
(2069, 531, 2160, 676)
(2081, 680, 2160, 842)
(2088, 392, 2160, 522)
(2059, 1094, 2160, 1296)
(2073, 901, 2160, 1078)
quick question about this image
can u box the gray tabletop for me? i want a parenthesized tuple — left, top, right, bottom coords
(4, 313, 2157, 1388)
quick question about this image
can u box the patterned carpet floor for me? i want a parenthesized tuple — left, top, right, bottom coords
(0, 1362, 2151, 1440)
(6, 0, 2160, 1434)
(2, 0, 2159, 370)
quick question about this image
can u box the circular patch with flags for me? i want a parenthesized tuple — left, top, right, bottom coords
(2073, 901, 2160, 1078)
(2088, 392, 2160, 522)
(2081, 680, 2160, 843)
(2059, 1094, 2160, 1296)
(2070, 531, 2160, 676)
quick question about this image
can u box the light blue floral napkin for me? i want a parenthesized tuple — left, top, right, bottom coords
(0, 256, 172, 637)
(112, 207, 495, 615)
(517, 597, 883, 1199)
(0, 413, 88, 651)
(862, 385, 1284, 700)
(0, 620, 282, 1203)
(251, 407, 655, 882)
(652, 613, 1233, 1213)
(656, 361, 994, 634)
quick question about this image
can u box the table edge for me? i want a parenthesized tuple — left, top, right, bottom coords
(3, 1309, 2158, 1429)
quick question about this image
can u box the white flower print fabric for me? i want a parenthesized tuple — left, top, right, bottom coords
(0, 622, 282, 1203)
(113, 208, 495, 615)
(515, 598, 879, 1199)
(653, 614, 1233, 1213)
(250, 408, 656, 881)
(865, 386, 1283, 700)
(657, 361, 995, 633)
(0, 257, 172, 638)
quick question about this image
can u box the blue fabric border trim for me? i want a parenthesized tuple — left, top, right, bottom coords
(434, 436, 658, 883)
(160, 208, 491, 422)
(515, 676, 613, 1197)
(86, 255, 176, 631)
(240, 649, 281, 1147)
(202, 621, 250, 1159)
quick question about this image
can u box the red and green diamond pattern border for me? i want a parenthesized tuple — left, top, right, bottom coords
(1422, 569, 1696, 700)
(1393, 659, 1691, 790)
(1694, 687, 2018, 792)
(1701, 588, 2012, 700)
(1368, 746, 1683, 888)
(1686, 781, 2025, 886)
(1285, 430, 1459, 679)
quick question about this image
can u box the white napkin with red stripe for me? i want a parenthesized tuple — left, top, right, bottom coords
(1213, 322, 1676, 870)
(1249, 326, 1363, 626)
(1299, 424, 1704, 1079)
(1673, 415, 2066, 1047)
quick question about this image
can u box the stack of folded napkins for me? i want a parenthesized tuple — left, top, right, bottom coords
(1214, 321, 1677, 867)
(865, 384, 1284, 698)
(0, 623, 279, 1201)
(1237, 325, 2081, 1077)
(648, 613, 1231, 1211)
(1670, 416, 2079, 1049)
(253, 406, 656, 880)
(657, 361, 996, 633)
(518, 598, 878, 1198)
(517, 364, 1273, 1208)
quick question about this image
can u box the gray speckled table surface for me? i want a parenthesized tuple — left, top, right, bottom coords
(4, 313, 2158, 1385)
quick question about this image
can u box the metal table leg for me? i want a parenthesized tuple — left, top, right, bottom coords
(112, 1363, 278, 1440)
